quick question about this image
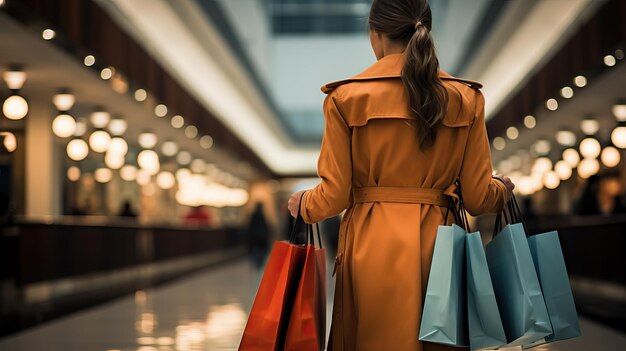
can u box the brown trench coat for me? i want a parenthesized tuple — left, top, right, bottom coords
(300, 53, 510, 351)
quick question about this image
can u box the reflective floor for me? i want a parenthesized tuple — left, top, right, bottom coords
(0, 257, 625, 351)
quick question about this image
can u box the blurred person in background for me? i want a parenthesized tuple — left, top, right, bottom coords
(247, 202, 270, 269)
(577, 174, 601, 215)
(118, 200, 137, 218)
(287, 0, 514, 349)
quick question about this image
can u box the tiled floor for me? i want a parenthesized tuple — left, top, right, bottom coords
(0, 257, 625, 351)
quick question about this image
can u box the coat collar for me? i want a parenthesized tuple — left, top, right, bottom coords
(321, 52, 482, 94)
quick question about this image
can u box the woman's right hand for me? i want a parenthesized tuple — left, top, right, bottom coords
(493, 174, 515, 193)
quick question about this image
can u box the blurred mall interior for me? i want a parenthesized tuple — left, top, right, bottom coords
(1, 0, 626, 350)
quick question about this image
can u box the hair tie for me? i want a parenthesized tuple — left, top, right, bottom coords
(414, 21, 423, 30)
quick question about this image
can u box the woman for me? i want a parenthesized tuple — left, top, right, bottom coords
(288, 0, 514, 350)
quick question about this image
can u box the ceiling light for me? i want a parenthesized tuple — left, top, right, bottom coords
(156, 171, 176, 190)
(600, 146, 620, 167)
(67, 138, 89, 161)
(52, 91, 75, 112)
(137, 149, 160, 175)
(3, 94, 28, 120)
(533, 139, 551, 155)
(154, 104, 167, 117)
(506, 127, 519, 140)
(577, 158, 599, 179)
(120, 165, 138, 181)
(492, 137, 506, 150)
(523, 115, 536, 129)
(67, 166, 81, 182)
(89, 130, 111, 153)
(604, 55, 616, 67)
(554, 160, 572, 180)
(580, 118, 599, 135)
(161, 141, 178, 157)
(0, 132, 17, 153)
(543, 171, 560, 189)
(574, 75, 587, 88)
(42, 28, 56, 40)
(104, 151, 125, 169)
(185, 125, 198, 139)
(90, 110, 111, 128)
(546, 98, 558, 111)
(3, 70, 27, 90)
(134, 89, 147, 102)
(52, 114, 76, 138)
(555, 130, 576, 147)
(108, 118, 127, 135)
(74, 117, 87, 137)
(562, 148, 580, 168)
(84, 55, 95, 66)
(531, 157, 553, 175)
(191, 158, 206, 173)
(611, 125, 626, 149)
(560, 87, 574, 99)
(176, 150, 192, 165)
(579, 137, 601, 159)
(200, 135, 213, 149)
(138, 131, 157, 149)
(109, 137, 128, 155)
(612, 101, 626, 122)
(95, 167, 113, 183)
(171, 115, 184, 128)
(100, 67, 113, 80)
(136, 169, 151, 186)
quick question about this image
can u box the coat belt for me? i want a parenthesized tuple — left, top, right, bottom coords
(352, 186, 457, 207)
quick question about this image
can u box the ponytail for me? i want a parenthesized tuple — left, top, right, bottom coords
(369, 0, 448, 150)
(403, 22, 448, 149)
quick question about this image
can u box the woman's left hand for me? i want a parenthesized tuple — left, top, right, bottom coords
(288, 190, 306, 218)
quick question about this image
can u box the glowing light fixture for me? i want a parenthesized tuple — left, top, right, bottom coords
(161, 141, 178, 157)
(543, 171, 560, 189)
(200, 135, 213, 149)
(3, 70, 26, 90)
(138, 131, 157, 149)
(136, 168, 151, 186)
(137, 149, 160, 175)
(523, 115, 536, 129)
(185, 125, 198, 139)
(191, 158, 206, 173)
(531, 157, 553, 175)
(176, 150, 192, 165)
(74, 117, 87, 137)
(42, 28, 56, 40)
(580, 118, 599, 135)
(604, 55, 616, 67)
(0, 132, 17, 152)
(156, 171, 176, 189)
(100, 67, 113, 80)
(555, 130, 576, 147)
(574, 75, 587, 88)
(171, 115, 184, 128)
(560, 87, 574, 99)
(120, 165, 138, 181)
(612, 102, 626, 122)
(84, 55, 95, 66)
(90, 110, 111, 128)
(67, 138, 89, 160)
(579, 137, 601, 159)
(154, 104, 167, 117)
(95, 167, 113, 183)
(611, 125, 626, 148)
(89, 130, 111, 153)
(546, 98, 558, 111)
(134, 89, 147, 102)
(108, 118, 127, 136)
(104, 151, 124, 169)
(109, 137, 128, 155)
(52, 92, 75, 112)
(533, 139, 551, 155)
(2, 95, 28, 120)
(554, 160, 572, 180)
(52, 114, 76, 138)
(600, 146, 620, 167)
(577, 158, 599, 179)
(506, 127, 519, 140)
(562, 148, 580, 168)
(67, 166, 81, 182)
(492, 137, 506, 150)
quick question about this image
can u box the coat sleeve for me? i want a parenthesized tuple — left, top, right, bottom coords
(300, 91, 352, 224)
(459, 91, 511, 216)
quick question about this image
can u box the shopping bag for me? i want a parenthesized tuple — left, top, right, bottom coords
(285, 224, 327, 350)
(528, 231, 581, 342)
(486, 209, 553, 347)
(240, 197, 317, 350)
(419, 223, 468, 346)
(466, 231, 507, 350)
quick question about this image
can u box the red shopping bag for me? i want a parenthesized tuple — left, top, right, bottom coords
(285, 224, 326, 351)
(239, 240, 306, 350)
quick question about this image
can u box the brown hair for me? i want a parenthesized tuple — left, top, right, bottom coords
(369, 0, 448, 149)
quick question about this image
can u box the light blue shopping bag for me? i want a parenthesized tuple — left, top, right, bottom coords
(419, 224, 468, 347)
(485, 222, 553, 347)
(466, 231, 507, 350)
(528, 231, 582, 342)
